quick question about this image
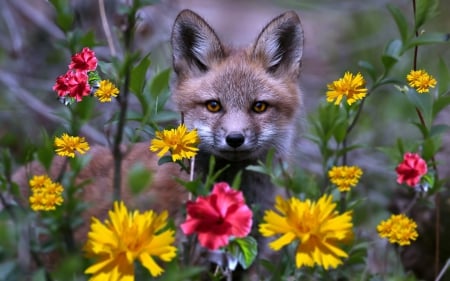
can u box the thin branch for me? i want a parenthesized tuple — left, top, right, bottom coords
(98, 0, 117, 57)
(111, 3, 136, 202)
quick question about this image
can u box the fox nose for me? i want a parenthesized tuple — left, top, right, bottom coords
(226, 132, 245, 148)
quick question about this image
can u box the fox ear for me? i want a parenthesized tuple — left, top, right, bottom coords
(171, 9, 224, 77)
(253, 11, 304, 76)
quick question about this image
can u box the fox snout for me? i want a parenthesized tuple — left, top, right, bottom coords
(225, 132, 245, 148)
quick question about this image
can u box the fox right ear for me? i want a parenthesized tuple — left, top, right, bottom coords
(171, 10, 224, 77)
(253, 11, 304, 77)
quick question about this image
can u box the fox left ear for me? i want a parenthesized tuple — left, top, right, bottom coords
(171, 9, 225, 78)
(253, 11, 304, 76)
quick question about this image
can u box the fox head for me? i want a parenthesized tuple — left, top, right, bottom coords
(171, 10, 304, 162)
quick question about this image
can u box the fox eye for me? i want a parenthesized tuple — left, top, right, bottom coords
(205, 100, 222, 112)
(252, 101, 268, 113)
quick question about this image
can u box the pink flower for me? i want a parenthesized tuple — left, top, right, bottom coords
(396, 153, 427, 187)
(52, 71, 71, 97)
(66, 71, 91, 102)
(69, 47, 97, 72)
(180, 182, 253, 250)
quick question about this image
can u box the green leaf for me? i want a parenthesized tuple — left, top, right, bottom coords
(381, 39, 402, 73)
(358, 60, 377, 82)
(127, 163, 153, 194)
(332, 119, 348, 143)
(150, 68, 171, 98)
(129, 55, 151, 95)
(231, 236, 258, 269)
(415, 0, 439, 30)
(405, 32, 450, 49)
(78, 31, 97, 48)
(433, 95, 450, 118)
(36, 132, 54, 171)
(438, 58, 450, 96)
(176, 178, 207, 196)
(430, 124, 450, 137)
(387, 4, 410, 43)
(50, 0, 73, 32)
(231, 170, 242, 190)
(72, 95, 95, 122)
(157, 155, 173, 165)
(422, 135, 442, 160)
(405, 88, 433, 128)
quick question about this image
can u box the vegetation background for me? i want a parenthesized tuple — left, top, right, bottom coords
(0, 0, 449, 280)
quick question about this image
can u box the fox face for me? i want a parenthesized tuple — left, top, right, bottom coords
(171, 10, 304, 162)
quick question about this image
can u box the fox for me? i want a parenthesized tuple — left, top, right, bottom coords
(12, 8, 304, 276)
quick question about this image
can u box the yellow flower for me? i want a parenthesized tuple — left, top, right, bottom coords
(377, 213, 418, 246)
(28, 175, 64, 211)
(259, 194, 353, 269)
(54, 133, 90, 158)
(150, 124, 200, 162)
(84, 201, 177, 280)
(406, 69, 437, 93)
(326, 72, 367, 105)
(328, 165, 363, 192)
(95, 80, 120, 102)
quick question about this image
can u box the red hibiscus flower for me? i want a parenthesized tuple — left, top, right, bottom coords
(66, 71, 91, 102)
(181, 182, 253, 250)
(69, 47, 97, 72)
(395, 152, 427, 187)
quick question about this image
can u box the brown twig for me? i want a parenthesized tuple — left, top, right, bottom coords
(98, 0, 117, 57)
(110, 2, 137, 202)
(411, 0, 441, 278)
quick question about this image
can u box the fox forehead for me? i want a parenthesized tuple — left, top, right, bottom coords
(177, 52, 301, 110)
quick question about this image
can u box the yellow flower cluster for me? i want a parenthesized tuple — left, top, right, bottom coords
(150, 124, 200, 162)
(84, 201, 177, 280)
(326, 72, 367, 105)
(95, 80, 120, 102)
(54, 133, 90, 158)
(29, 175, 64, 211)
(328, 165, 363, 192)
(406, 69, 437, 93)
(259, 194, 353, 269)
(377, 213, 418, 246)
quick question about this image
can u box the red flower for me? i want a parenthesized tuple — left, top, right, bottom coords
(180, 182, 253, 250)
(52, 71, 71, 97)
(69, 47, 97, 72)
(396, 152, 427, 187)
(66, 71, 91, 102)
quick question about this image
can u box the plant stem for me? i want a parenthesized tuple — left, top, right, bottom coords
(411, 0, 441, 277)
(111, 2, 136, 202)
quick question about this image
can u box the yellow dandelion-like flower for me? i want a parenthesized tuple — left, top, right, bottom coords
(28, 175, 64, 211)
(29, 174, 52, 190)
(95, 80, 120, 102)
(328, 165, 363, 192)
(54, 133, 90, 158)
(150, 124, 200, 162)
(84, 201, 177, 280)
(259, 194, 353, 270)
(406, 69, 437, 93)
(326, 72, 367, 105)
(377, 213, 418, 246)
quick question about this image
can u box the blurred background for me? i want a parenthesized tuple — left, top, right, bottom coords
(0, 0, 449, 279)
